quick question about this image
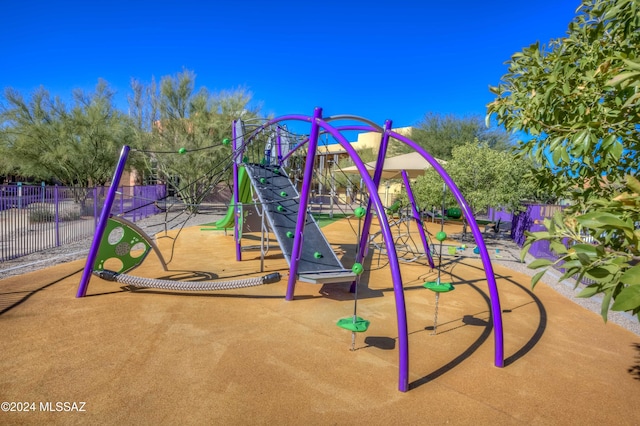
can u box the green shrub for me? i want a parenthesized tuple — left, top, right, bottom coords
(29, 206, 81, 222)
(29, 208, 55, 223)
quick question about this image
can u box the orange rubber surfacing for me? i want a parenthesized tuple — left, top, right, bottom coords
(0, 218, 638, 424)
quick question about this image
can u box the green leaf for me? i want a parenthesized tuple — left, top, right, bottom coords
(528, 258, 554, 269)
(577, 284, 601, 298)
(606, 71, 640, 86)
(620, 264, 640, 285)
(562, 259, 583, 270)
(585, 267, 613, 280)
(531, 269, 547, 290)
(611, 286, 640, 312)
(610, 141, 623, 162)
(577, 212, 631, 230)
(552, 148, 562, 166)
(577, 253, 592, 265)
(621, 58, 640, 71)
(530, 231, 551, 239)
(569, 244, 599, 256)
(601, 290, 613, 322)
(549, 240, 568, 254)
(626, 175, 640, 194)
(559, 267, 581, 281)
(622, 92, 640, 109)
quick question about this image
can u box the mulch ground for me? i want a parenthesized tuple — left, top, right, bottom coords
(0, 218, 639, 425)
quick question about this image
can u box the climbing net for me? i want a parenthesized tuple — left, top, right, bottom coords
(87, 120, 299, 292)
(368, 206, 436, 264)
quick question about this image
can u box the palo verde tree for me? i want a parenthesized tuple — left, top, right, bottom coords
(407, 141, 537, 216)
(0, 80, 132, 203)
(487, 0, 640, 322)
(129, 70, 262, 213)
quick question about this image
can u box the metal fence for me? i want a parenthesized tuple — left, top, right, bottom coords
(512, 204, 566, 258)
(0, 184, 166, 262)
(512, 203, 599, 285)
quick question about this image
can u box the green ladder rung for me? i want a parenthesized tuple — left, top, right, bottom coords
(336, 316, 370, 332)
(424, 282, 455, 292)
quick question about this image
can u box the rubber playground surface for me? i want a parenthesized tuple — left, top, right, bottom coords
(1, 218, 639, 425)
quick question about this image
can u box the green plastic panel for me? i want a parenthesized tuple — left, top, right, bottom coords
(337, 316, 370, 332)
(94, 218, 153, 273)
(423, 282, 455, 292)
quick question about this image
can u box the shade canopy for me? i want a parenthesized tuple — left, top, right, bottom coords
(341, 151, 446, 179)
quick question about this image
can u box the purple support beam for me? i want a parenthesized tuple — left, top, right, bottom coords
(401, 170, 435, 269)
(276, 126, 283, 166)
(390, 132, 505, 368)
(356, 120, 393, 264)
(76, 145, 130, 298)
(315, 120, 410, 392)
(232, 120, 242, 261)
(285, 108, 323, 300)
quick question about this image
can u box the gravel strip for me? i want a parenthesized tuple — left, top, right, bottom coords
(474, 235, 640, 336)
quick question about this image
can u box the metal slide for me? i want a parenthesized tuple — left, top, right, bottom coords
(244, 163, 355, 284)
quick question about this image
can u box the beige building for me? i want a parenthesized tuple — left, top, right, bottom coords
(312, 127, 414, 206)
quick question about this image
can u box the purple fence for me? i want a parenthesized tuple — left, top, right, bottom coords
(487, 206, 514, 224)
(0, 184, 166, 262)
(511, 203, 597, 284)
(512, 204, 566, 257)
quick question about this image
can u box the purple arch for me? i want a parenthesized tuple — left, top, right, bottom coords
(388, 131, 505, 367)
(245, 109, 505, 391)
(249, 109, 411, 391)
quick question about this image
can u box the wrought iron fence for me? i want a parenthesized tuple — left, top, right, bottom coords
(0, 184, 166, 262)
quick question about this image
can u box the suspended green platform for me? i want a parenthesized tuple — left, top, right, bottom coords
(337, 316, 370, 332)
(424, 282, 455, 292)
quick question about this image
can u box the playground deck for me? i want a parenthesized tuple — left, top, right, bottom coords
(0, 219, 638, 424)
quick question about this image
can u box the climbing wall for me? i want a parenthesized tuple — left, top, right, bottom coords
(244, 163, 355, 284)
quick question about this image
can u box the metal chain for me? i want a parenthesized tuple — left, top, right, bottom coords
(431, 292, 440, 335)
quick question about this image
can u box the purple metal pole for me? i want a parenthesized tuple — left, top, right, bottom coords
(401, 170, 435, 269)
(356, 120, 393, 264)
(285, 107, 322, 301)
(276, 126, 283, 166)
(76, 145, 130, 298)
(316, 121, 410, 392)
(93, 187, 98, 229)
(390, 132, 505, 368)
(54, 185, 60, 247)
(232, 120, 242, 261)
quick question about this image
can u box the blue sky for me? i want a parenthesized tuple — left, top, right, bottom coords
(2, 0, 580, 129)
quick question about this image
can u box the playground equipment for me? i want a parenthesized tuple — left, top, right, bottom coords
(76, 107, 504, 393)
(210, 165, 253, 230)
(423, 183, 456, 334)
(336, 206, 370, 350)
(369, 170, 436, 266)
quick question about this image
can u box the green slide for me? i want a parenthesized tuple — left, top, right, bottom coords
(212, 166, 252, 230)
